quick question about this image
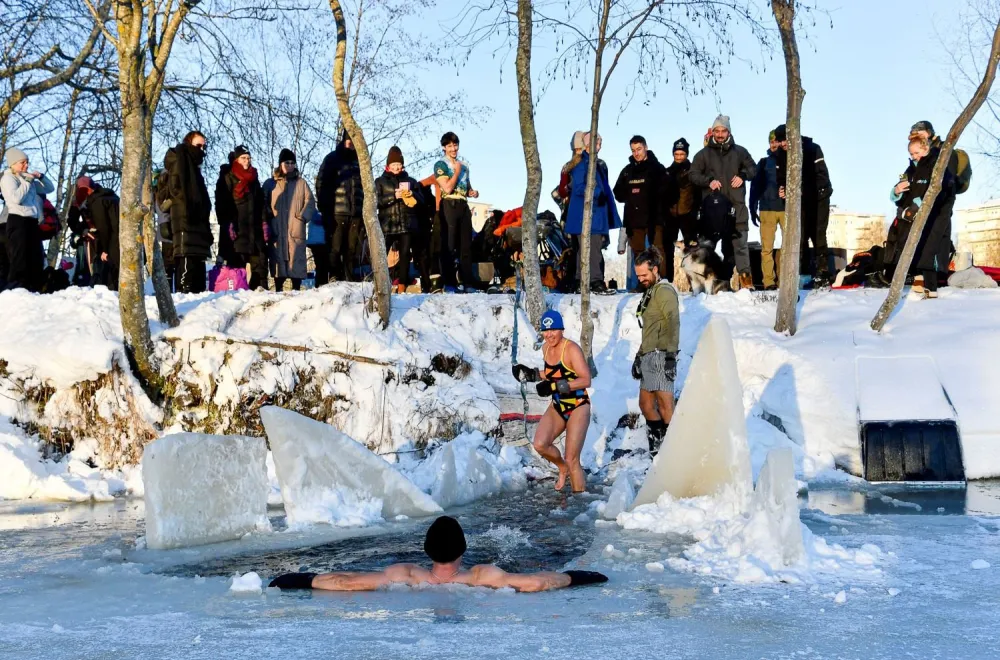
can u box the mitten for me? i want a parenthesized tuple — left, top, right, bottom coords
(512, 364, 539, 383)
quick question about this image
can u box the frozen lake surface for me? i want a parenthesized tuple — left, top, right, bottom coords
(3, 482, 1000, 659)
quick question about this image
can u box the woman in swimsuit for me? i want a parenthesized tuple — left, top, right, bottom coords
(512, 310, 592, 492)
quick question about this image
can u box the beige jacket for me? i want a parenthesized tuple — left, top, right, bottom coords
(270, 169, 316, 279)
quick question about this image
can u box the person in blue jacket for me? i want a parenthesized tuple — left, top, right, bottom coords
(563, 132, 621, 293)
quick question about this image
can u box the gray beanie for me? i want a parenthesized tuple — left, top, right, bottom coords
(712, 115, 731, 131)
(4, 147, 27, 168)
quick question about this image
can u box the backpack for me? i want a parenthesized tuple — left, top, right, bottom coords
(212, 265, 249, 292)
(699, 192, 736, 243)
(953, 148, 972, 195)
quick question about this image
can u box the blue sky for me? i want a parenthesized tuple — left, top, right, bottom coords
(417, 0, 997, 222)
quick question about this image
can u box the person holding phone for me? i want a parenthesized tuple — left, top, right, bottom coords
(376, 146, 424, 293)
(1, 147, 55, 291)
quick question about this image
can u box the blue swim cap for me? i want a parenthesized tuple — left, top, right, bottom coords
(540, 309, 564, 331)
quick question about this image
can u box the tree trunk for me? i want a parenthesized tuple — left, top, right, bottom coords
(141, 110, 179, 327)
(871, 19, 1000, 332)
(329, 0, 391, 328)
(116, 43, 161, 391)
(772, 0, 804, 335)
(515, 0, 544, 328)
(47, 89, 80, 267)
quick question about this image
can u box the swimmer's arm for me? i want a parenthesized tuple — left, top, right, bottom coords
(471, 565, 572, 593)
(311, 564, 420, 591)
(564, 342, 592, 390)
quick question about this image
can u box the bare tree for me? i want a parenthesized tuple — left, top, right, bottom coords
(537, 0, 770, 362)
(871, 17, 1000, 332)
(0, 0, 110, 152)
(772, 0, 803, 335)
(330, 0, 391, 326)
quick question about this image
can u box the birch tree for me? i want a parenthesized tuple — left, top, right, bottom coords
(772, 0, 803, 335)
(330, 0, 391, 327)
(871, 16, 1000, 332)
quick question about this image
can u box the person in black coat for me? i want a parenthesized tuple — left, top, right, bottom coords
(75, 177, 120, 290)
(215, 145, 267, 287)
(163, 131, 213, 293)
(316, 129, 365, 282)
(666, 138, 701, 247)
(886, 138, 956, 297)
(376, 146, 424, 292)
(613, 136, 676, 266)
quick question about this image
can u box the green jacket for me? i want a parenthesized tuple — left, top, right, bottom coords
(637, 280, 679, 355)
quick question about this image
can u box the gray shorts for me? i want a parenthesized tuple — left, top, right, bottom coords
(640, 351, 676, 393)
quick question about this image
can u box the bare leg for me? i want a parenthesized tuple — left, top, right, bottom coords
(563, 404, 590, 493)
(653, 391, 674, 423)
(639, 390, 661, 422)
(533, 405, 568, 490)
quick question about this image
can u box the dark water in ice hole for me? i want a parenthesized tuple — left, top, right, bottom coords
(157, 478, 1000, 581)
(160, 481, 609, 580)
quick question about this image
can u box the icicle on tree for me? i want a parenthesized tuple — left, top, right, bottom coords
(329, 0, 391, 327)
(537, 0, 771, 363)
(871, 16, 1000, 332)
(772, 0, 804, 335)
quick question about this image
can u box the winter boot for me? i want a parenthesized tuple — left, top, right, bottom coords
(646, 420, 668, 455)
(812, 269, 833, 288)
(911, 275, 925, 295)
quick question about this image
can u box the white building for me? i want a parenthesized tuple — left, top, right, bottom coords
(469, 201, 494, 232)
(954, 200, 1000, 267)
(827, 207, 889, 269)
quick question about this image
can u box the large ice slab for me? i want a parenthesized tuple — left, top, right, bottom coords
(259, 407, 442, 525)
(632, 317, 753, 510)
(430, 435, 504, 509)
(142, 433, 270, 550)
(750, 448, 804, 566)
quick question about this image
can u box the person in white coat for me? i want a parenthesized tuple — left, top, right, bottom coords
(0, 147, 55, 291)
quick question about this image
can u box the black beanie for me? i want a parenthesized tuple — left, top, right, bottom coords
(672, 138, 689, 155)
(232, 144, 250, 160)
(278, 148, 296, 164)
(774, 124, 787, 142)
(424, 516, 466, 563)
(386, 145, 404, 168)
(910, 120, 934, 137)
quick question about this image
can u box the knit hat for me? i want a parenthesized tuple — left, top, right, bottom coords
(232, 145, 251, 160)
(672, 138, 690, 155)
(540, 309, 564, 331)
(386, 145, 404, 167)
(278, 148, 296, 164)
(910, 120, 934, 137)
(773, 124, 787, 142)
(712, 115, 731, 131)
(4, 147, 27, 167)
(423, 516, 467, 563)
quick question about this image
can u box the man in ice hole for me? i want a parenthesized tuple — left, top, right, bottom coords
(269, 516, 607, 592)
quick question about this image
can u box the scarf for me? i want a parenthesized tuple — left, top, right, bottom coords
(231, 161, 257, 200)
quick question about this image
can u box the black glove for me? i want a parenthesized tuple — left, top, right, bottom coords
(535, 381, 556, 397)
(750, 212, 760, 227)
(512, 364, 539, 383)
(631, 353, 642, 380)
(563, 570, 609, 586)
(268, 572, 318, 590)
(556, 379, 572, 395)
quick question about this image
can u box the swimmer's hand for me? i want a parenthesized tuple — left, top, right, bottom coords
(268, 572, 318, 590)
(563, 570, 609, 586)
(512, 363, 539, 383)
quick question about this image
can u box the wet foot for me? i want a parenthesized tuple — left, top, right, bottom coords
(555, 468, 568, 491)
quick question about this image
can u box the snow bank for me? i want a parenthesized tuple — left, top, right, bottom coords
(261, 407, 441, 527)
(404, 432, 519, 509)
(3, 284, 1000, 487)
(142, 433, 270, 549)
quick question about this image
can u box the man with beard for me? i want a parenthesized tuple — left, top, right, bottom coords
(614, 136, 675, 283)
(631, 246, 679, 455)
(666, 138, 701, 246)
(749, 130, 787, 290)
(316, 130, 364, 282)
(773, 124, 833, 286)
(162, 131, 213, 293)
(689, 115, 757, 290)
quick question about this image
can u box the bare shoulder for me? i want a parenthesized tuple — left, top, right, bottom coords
(468, 564, 509, 588)
(564, 341, 589, 375)
(383, 563, 423, 582)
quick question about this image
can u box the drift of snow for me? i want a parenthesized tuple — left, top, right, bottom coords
(260, 406, 442, 527)
(856, 356, 954, 422)
(142, 433, 270, 549)
(403, 433, 505, 509)
(230, 572, 263, 594)
(632, 318, 753, 510)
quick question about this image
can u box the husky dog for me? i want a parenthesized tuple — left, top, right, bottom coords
(681, 241, 731, 295)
